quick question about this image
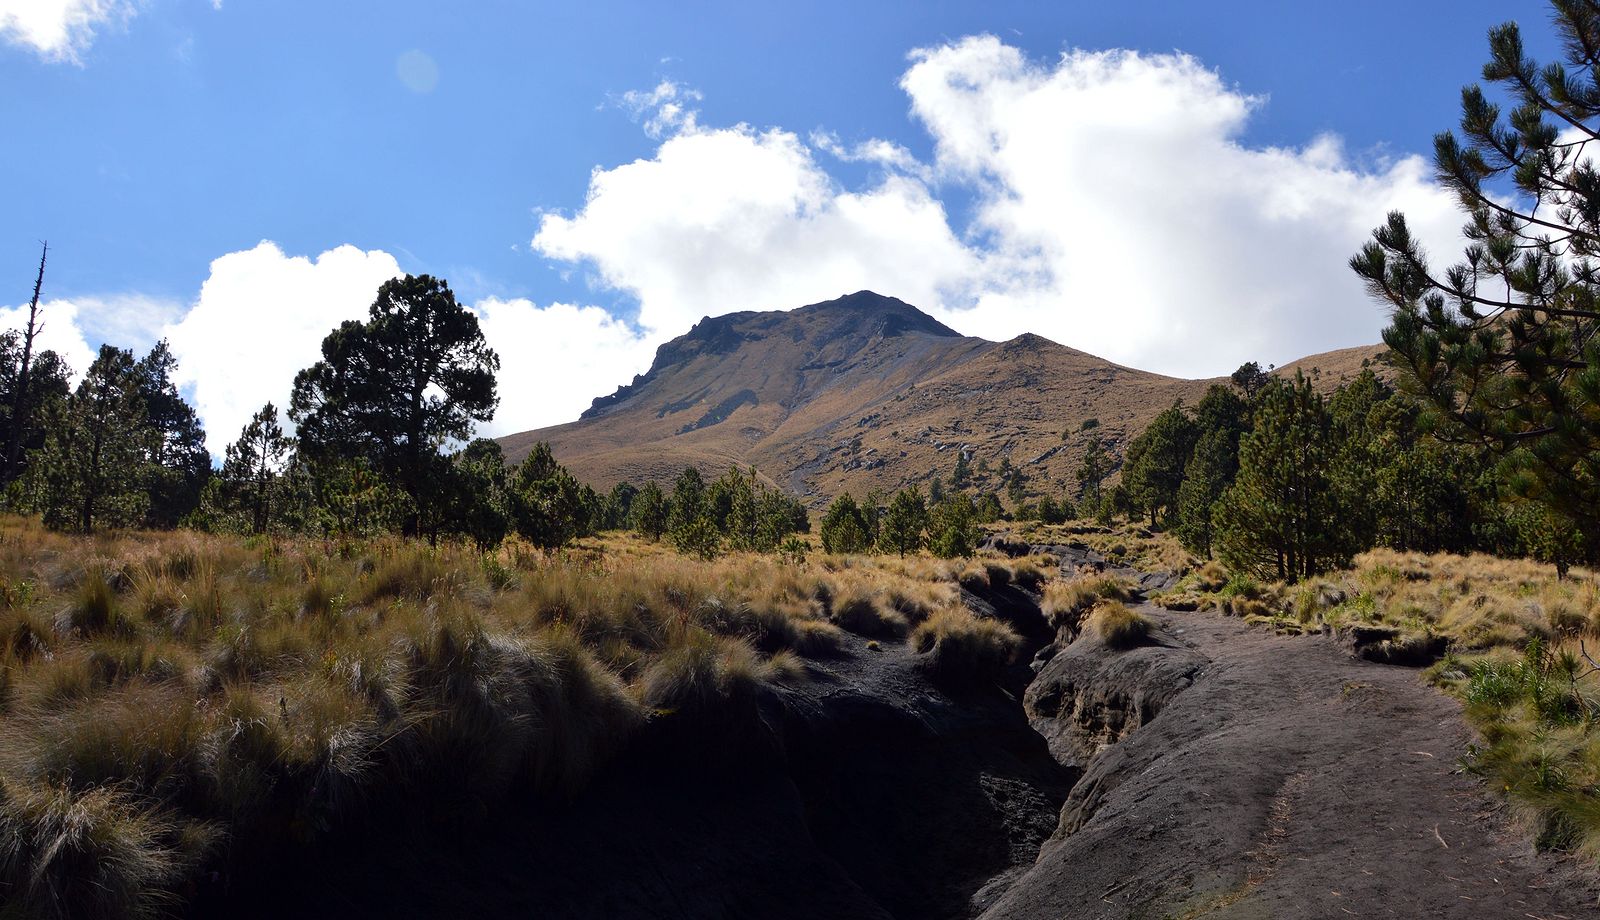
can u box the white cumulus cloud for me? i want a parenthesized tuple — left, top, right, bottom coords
(533, 98, 982, 343)
(471, 299, 655, 437)
(163, 242, 405, 455)
(0, 0, 137, 62)
(535, 40, 1466, 380)
(0, 298, 97, 381)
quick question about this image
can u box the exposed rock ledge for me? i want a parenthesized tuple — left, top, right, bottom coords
(981, 545, 1598, 920)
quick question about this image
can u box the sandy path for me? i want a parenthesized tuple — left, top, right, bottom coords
(982, 599, 1600, 920)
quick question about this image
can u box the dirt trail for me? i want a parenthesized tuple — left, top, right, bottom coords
(984, 594, 1600, 920)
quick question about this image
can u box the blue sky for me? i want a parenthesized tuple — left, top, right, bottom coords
(0, 0, 1559, 451)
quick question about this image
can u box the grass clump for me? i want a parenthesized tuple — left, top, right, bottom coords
(910, 606, 1021, 685)
(0, 779, 209, 920)
(0, 516, 1026, 915)
(1042, 574, 1134, 632)
(1085, 601, 1153, 650)
(827, 586, 910, 639)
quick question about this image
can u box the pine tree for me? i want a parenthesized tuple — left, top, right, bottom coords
(290, 274, 499, 537)
(219, 403, 293, 534)
(630, 481, 668, 541)
(507, 442, 586, 549)
(602, 481, 639, 531)
(1174, 429, 1235, 558)
(1075, 435, 1110, 509)
(878, 487, 929, 556)
(1215, 375, 1349, 582)
(134, 341, 211, 527)
(33, 346, 153, 533)
(819, 493, 871, 554)
(1350, 2, 1600, 563)
(951, 450, 971, 488)
(1123, 402, 1199, 526)
(450, 438, 511, 550)
(929, 494, 979, 558)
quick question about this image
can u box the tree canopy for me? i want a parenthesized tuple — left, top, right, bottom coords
(1350, 1, 1600, 563)
(290, 274, 499, 537)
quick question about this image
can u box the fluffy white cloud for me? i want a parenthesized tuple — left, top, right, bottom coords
(155, 242, 654, 453)
(471, 299, 655, 437)
(163, 242, 405, 455)
(900, 37, 1462, 373)
(533, 108, 982, 342)
(536, 41, 1466, 379)
(0, 0, 137, 62)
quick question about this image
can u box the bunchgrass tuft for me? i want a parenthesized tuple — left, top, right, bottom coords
(1086, 601, 1153, 650)
(910, 606, 1020, 685)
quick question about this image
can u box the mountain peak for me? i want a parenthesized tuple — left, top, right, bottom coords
(797, 290, 961, 339)
(580, 292, 962, 420)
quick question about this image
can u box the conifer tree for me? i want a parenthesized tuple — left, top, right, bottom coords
(879, 487, 928, 556)
(135, 341, 211, 527)
(290, 274, 499, 537)
(33, 346, 153, 533)
(1350, 2, 1600, 562)
(507, 442, 585, 549)
(1123, 402, 1199, 526)
(929, 494, 980, 558)
(219, 402, 293, 534)
(630, 480, 668, 541)
(1215, 375, 1348, 582)
(450, 438, 511, 550)
(1174, 429, 1236, 558)
(820, 492, 871, 554)
(951, 450, 971, 488)
(1075, 435, 1110, 511)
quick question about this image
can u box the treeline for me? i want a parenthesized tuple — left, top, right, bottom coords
(1115, 363, 1574, 581)
(814, 488, 985, 558)
(0, 270, 820, 555)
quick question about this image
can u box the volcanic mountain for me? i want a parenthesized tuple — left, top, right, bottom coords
(499, 291, 1385, 502)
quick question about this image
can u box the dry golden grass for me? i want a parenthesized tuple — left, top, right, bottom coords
(909, 605, 1021, 684)
(1042, 573, 1136, 631)
(0, 515, 1055, 918)
(1004, 520, 1194, 575)
(1085, 601, 1153, 649)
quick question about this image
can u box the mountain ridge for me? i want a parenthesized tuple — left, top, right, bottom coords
(500, 291, 1386, 502)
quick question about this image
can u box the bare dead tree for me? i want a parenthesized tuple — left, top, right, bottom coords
(5, 242, 48, 482)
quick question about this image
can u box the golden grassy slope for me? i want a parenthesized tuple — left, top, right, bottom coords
(0, 517, 1041, 919)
